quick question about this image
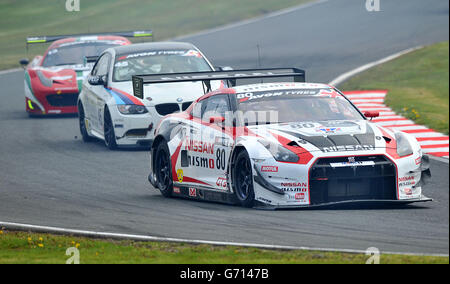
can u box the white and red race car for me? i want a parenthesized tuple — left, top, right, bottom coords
(21, 31, 152, 116)
(132, 69, 432, 208)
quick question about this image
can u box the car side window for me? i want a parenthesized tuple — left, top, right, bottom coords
(91, 54, 110, 76)
(202, 95, 230, 122)
(191, 101, 203, 118)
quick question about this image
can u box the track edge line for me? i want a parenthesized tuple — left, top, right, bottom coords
(1, 221, 448, 258)
(328, 46, 424, 86)
(173, 0, 330, 41)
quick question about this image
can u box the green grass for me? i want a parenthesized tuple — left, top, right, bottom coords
(0, 230, 447, 264)
(0, 0, 311, 70)
(340, 41, 449, 134)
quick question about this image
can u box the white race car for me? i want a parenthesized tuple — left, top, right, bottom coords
(133, 69, 432, 208)
(77, 42, 222, 149)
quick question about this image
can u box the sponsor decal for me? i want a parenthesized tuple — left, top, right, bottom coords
(216, 177, 227, 189)
(187, 148, 227, 171)
(282, 182, 308, 193)
(290, 122, 316, 129)
(322, 145, 375, 152)
(281, 182, 307, 187)
(185, 138, 214, 154)
(256, 197, 272, 204)
(236, 89, 319, 102)
(120, 50, 189, 60)
(177, 169, 184, 183)
(404, 188, 413, 196)
(316, 127, 342, 134)
(261, 166, 278, 172)
(415, 157, 421, 165)
(399, 176, 416, 188)
(188, 155, 214, 169)
(399, 176, 414, 182)
(189, 188, 197, 197)
(330, 159, 376, 168)
(295, 193, 305, 200)
(173, 187, 181, 194)
(283, 188, 307, 192)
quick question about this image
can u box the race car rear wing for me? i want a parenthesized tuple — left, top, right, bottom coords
(131, 68, 306, 99)
(26, 30, 153, 47)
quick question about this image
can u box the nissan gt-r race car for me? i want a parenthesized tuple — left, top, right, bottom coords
(21, 30, 153, 116)
(77, 42, 225, 149)
(135, 69, 432, 209)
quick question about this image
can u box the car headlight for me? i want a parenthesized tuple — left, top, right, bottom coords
(117, 105, 148, 115)
(395, 132, 413, 157)
(258, 139, 298, 163)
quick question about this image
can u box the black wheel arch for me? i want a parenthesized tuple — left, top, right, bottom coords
(151, 135, 167, 171)
(228, 145, 248, 192)
(230, 146, 255, 207)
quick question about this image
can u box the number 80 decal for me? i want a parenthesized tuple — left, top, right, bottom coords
(216, 148, 226, 170)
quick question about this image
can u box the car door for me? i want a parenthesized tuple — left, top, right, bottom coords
(177, 99, 206, 187)
(82, 62, 99, 132)
(87, 53, 112, 134)
(198, 94, 234, 190)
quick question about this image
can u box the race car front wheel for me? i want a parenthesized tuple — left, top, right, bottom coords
(104, 107, 117, 150)
(233, 150, 255, 208)
(154, 142, 173, 197)
(78, 103, 93, 142)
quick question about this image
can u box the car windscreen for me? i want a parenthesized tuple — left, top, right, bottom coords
(42, 42, 120, 67)
(237, 88, 364, 124)
(112, 50, 212, 82)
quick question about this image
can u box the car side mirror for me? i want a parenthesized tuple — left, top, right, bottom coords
(19, 58, 29, 69)
(209, 116, 225, 124)
(88, 75, 107, 86)
(364, 111, 379, 119)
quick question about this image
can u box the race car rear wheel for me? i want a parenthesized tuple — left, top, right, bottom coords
(233, 150, 255, 208)
(78, 103, 93, 142)
(104, 107, 117, 150)
(154, 142, 173, 197)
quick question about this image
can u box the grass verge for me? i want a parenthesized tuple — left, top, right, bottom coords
(0, 230, 447, 264)
(340, 41, 449, 134)
(0, 0, 311, 70)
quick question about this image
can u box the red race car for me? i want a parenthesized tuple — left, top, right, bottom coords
(20, 30, 153, 116)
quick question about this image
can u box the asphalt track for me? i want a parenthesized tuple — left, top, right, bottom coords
(0, 0, 448, 254)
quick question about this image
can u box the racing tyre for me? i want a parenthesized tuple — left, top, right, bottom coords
(232, 150, 255, 208)
(78, 103, 93, 142)
(154, 142, 173, 197)
(104, 107, 117, 150)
